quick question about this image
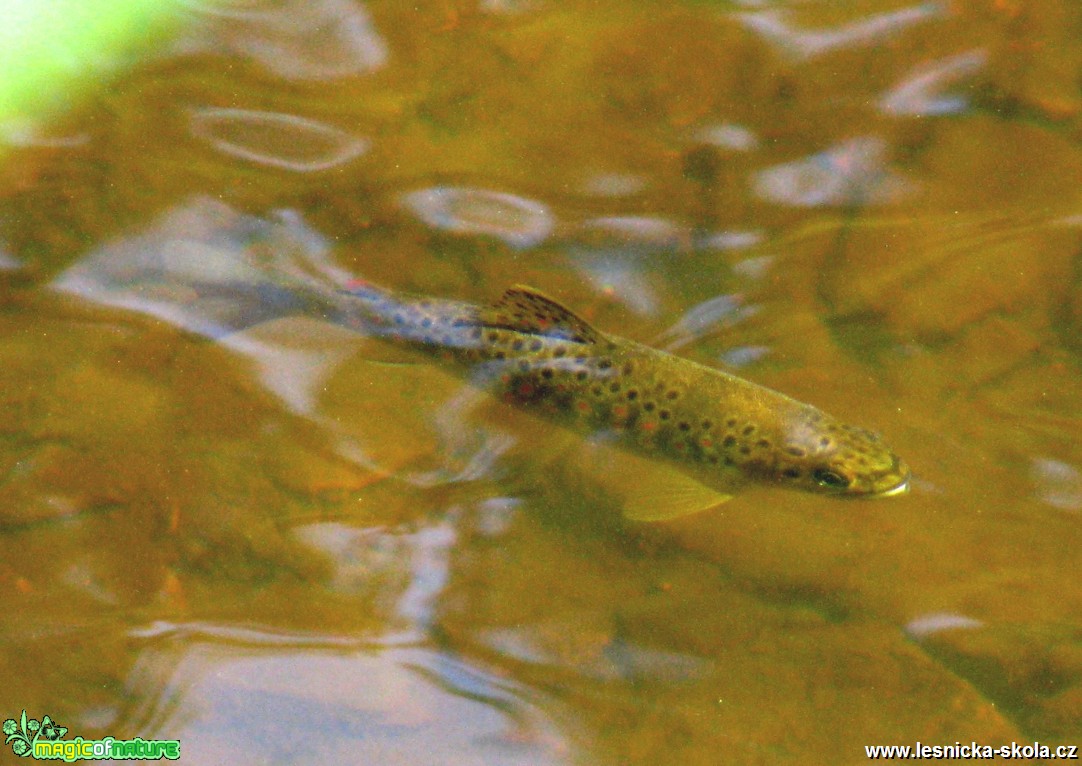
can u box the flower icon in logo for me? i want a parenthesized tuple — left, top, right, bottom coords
(4, 710, 65, 757)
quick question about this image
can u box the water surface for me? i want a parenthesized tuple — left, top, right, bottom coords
(1, 1, 1081, 763)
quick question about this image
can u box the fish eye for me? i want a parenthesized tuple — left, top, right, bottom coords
(813, 468, 851, 489)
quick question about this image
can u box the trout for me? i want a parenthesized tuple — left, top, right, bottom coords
(313, 280, 910, 520)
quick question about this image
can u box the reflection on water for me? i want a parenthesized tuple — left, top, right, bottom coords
(2, 0, 1082, 763)
(188, 107, 370, 172)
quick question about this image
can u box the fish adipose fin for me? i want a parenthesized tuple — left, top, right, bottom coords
(480, 285, 602, 344)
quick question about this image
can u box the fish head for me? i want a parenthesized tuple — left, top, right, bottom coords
(768, 412, 910, 499)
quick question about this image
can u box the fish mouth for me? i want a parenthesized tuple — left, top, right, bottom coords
(868, 458, 911, 498)
(874, 476, 910, 498)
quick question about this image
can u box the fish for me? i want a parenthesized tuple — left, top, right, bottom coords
(309, 279, 910, 521)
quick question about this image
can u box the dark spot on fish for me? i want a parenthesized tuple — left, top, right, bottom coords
(707, 455, 719, 464)
(598, 359, 612, 370)
(529, 340, 543, 352)
(722, 435, 736, 448)
(659, 410, 670, 420)
(470, 327, 482, 339)
(517, 360, 530, 373)
(626, 389, 638, 401)
(819, 437, 832, 448)
(701, 419, 712, 430)
(575, 371, 588, 382)
(723, 456, 735, 466)
(574, 355, 587, 365)
(541, 368, 554, 380)
(644, 402, 656, 412)
(592, 386, 603, 397)
(739, 446, 751, 455)
(554, 347, 567, 358)
(678, 421, 690, 431)
(757, 439, 770, 448)
(487, 331, 499, 343)
(393, 313, 405, 325)
(782, 468, 801, 479)
(609, 382, 620, 393)
(512, 339, 524, 351)
(666, 390, 680, 400)
(494, 351, 506, 359)
(622, 362, 634, 375)
(786, 446, 806, 457)
(742, 424, 756, 436)
(726, 418, 737, 428)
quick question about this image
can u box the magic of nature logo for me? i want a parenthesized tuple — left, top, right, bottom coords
(4, 710, 180, 761)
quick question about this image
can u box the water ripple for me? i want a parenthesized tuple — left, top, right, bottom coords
(188, 107, 370, 171)
(402, 187, 554, 248)
(736, 3, 943, 59)
(183, 0, 388, 80)
(881, 49, 988, 116)
(753, 137, 911, 207)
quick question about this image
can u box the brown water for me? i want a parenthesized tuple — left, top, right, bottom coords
(1, 1, 1081, 763)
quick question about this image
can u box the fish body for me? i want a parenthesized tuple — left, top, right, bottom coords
(325, 280, 909, 519)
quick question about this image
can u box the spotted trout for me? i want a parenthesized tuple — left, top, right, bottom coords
(309, 279, 910, 520)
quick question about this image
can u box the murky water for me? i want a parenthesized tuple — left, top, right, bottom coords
(1, 1, 1081, 763)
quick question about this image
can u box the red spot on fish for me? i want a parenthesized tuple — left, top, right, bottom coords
(345, 278, 372, 289)
(500, 374, 511, 384)
(518, 383, 535, 398)
(576, 400, 590, 413)
(701, 437, 713, 448)
(642, 421, 656, 432)
(674, 441, 686, 452)
(612, 404, 628, 419)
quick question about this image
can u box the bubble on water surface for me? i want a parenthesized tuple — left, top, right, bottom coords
(402, 187, 554, 249)
(189, 107, 370, 172)
(753, 137, 912, 207)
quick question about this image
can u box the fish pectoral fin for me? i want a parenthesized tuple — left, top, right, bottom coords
(480, 285, 603, 344)
(583, 443, 732, 521)
(621, 471, 732, 522)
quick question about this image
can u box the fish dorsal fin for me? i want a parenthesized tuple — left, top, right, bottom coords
(480, 285, 602, 344)
(582, 439, 734, 521)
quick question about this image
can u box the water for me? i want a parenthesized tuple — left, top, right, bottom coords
(1, 1, 1080, 763)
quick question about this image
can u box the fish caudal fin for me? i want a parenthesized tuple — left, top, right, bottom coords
(480, 285, 603, 344)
